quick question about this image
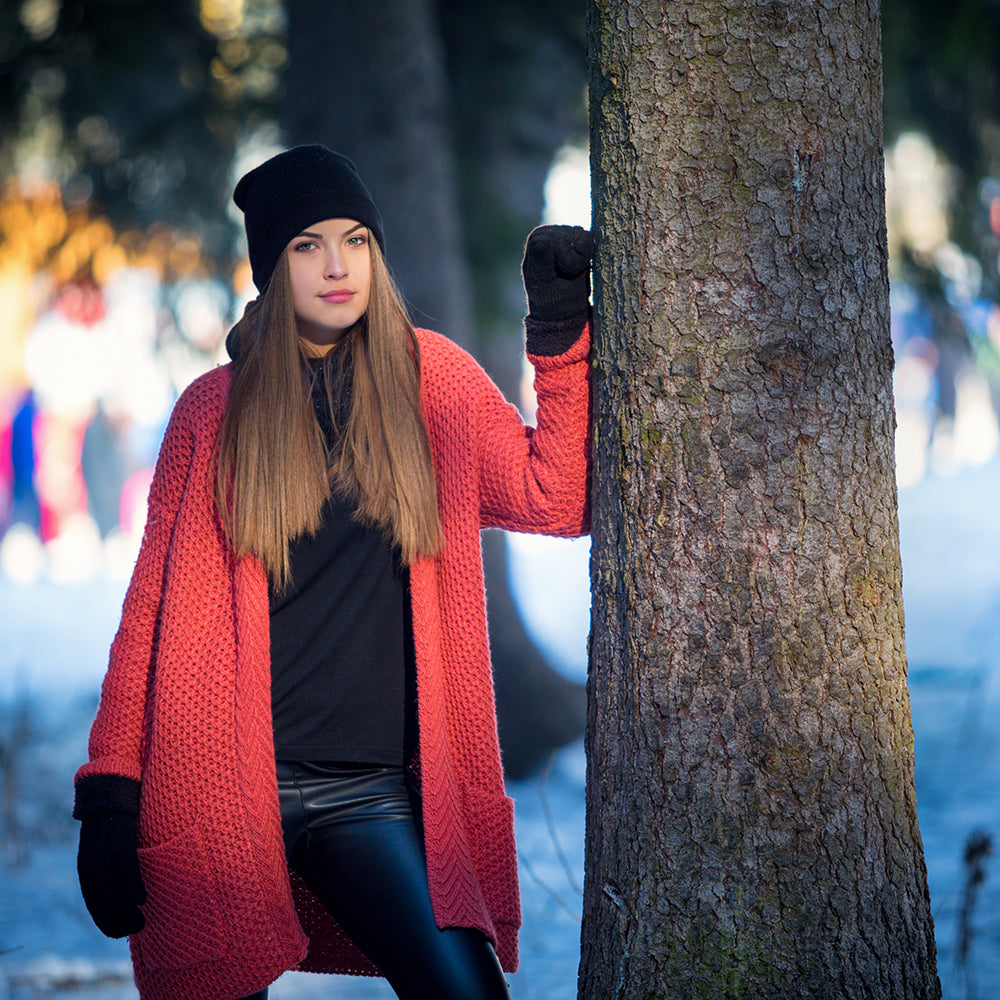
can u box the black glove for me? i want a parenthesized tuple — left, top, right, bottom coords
(521, 225, 594, 355)
(74, 775, 147, 938)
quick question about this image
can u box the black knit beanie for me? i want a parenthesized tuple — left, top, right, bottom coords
(233, 145, 385, 291)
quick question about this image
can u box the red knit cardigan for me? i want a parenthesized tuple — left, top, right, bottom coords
(76, 326, 591, 1000)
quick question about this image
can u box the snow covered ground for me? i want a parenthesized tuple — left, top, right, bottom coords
(4, 458, 1000, 999)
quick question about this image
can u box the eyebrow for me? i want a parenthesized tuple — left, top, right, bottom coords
(295, 222, 367, 240)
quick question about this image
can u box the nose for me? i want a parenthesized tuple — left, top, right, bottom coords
(324, 248, 348, 280)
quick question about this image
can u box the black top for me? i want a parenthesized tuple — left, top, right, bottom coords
(267, 359, 410, 763)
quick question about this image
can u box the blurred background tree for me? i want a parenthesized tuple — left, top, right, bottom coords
(0, 0, 283, 262)
(283, 0, 588, 776)
(883, 0, 1000, 275)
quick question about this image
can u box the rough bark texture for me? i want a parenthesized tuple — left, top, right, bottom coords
(580, 1, 941, 997)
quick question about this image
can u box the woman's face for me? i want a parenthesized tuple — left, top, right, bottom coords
(285, 218, 372, 352)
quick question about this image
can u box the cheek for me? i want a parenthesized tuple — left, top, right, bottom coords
(287, 259, 316, 304)
(286, 258, 304, 293)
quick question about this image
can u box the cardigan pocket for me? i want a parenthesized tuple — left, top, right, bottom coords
(463, 790, 521, 928)
(134, 825, 231, 970)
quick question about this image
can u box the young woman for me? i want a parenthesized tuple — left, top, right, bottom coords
(73, 145, 593, 1000)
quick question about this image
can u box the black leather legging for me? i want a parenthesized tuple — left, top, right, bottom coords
(236, 760, 511, 1000)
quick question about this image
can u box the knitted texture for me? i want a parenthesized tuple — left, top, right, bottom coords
(76, 325, 591, 1000)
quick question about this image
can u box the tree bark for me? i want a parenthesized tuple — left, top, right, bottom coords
(581, 1, 941, 997)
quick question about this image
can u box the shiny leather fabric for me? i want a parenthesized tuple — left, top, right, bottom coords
(264, 760, 511, 1000)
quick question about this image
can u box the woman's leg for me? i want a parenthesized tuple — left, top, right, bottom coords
(277, 761, 510, 1000)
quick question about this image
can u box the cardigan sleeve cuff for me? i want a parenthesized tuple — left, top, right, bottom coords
(73, 774, 141, 819)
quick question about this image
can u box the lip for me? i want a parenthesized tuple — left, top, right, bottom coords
(320, 290, 355, 303)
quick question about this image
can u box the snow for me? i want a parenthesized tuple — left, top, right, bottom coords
(4, 461, 1000, 998)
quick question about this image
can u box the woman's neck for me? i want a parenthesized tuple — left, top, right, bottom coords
(299, 337, 340, 359)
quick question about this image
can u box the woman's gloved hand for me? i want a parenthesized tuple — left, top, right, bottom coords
(521, 225, 594, 356)
(74, 775, 147, 938)
(522, 224, 595, 323)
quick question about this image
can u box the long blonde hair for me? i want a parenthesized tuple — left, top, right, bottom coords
(216, 240, 443, 590)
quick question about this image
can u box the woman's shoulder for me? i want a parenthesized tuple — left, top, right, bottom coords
(169, 363, 233, 430)
(415, 328, 486, 384)
(175, 363, 233, 411)
(416, 327, 469, 360)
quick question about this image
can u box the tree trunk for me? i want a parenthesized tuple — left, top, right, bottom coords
(283, 0, 586, 777)
(581, 1, 940, 997)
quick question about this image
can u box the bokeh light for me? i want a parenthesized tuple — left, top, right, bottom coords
(0, 180, 237, 583)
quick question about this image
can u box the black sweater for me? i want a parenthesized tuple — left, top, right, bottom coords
(267, 361, 410, 763)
